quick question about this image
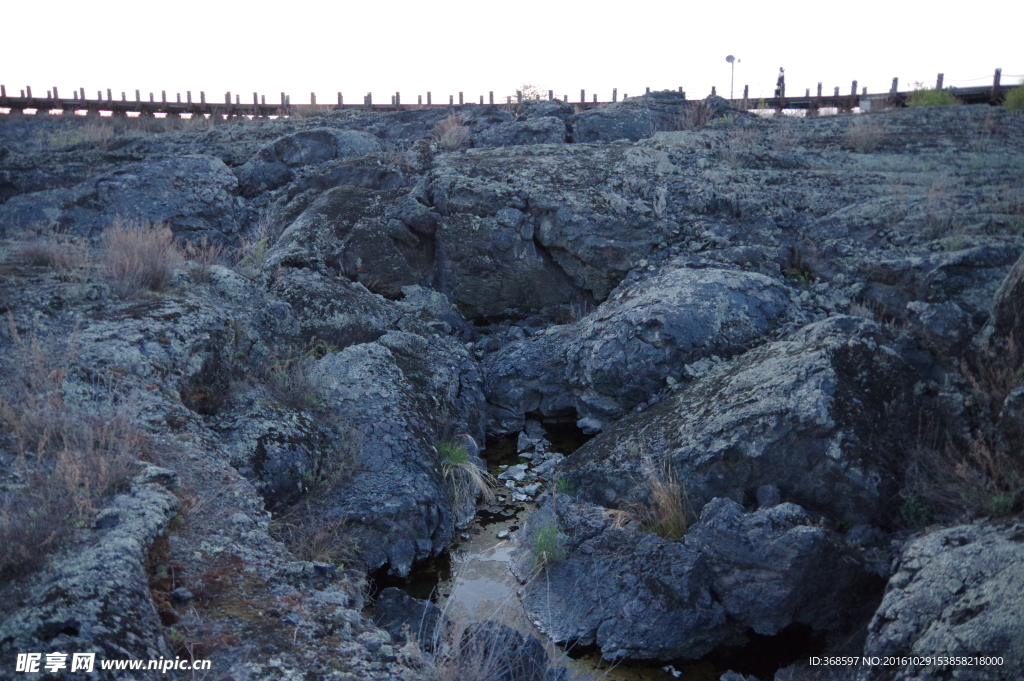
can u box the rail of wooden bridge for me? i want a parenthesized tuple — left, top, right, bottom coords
(0, 70, 1015, 118)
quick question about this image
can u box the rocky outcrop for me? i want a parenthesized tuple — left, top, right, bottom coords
(0, 467, 181, 679)
(485, 266, 792, 432)
(307, 330, 487, 575)
(859, 522, 1024, 681)
(236, 128, 382, 197)
(557, 316, 923, 528)
(512, 494, 879, 661)
(0, 155, 244, 244)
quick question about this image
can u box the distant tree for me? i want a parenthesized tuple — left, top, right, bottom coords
(512, 83, 546, 102)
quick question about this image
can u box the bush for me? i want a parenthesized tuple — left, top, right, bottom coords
(907, 88, 961, 107)
(103, 218, 182, 297)
(18, 238, 90, 272)
(182, 236, 225, 284)
(1005, 82, 1024, 112)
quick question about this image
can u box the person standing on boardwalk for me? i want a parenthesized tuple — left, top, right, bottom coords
(775, 67, 786, 97)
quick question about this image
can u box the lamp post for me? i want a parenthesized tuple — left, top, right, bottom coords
(726, 55, 740, 100)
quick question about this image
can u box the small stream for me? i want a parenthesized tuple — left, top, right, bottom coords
(386, 424, 729, 681)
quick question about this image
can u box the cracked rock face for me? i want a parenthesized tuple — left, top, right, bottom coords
(859, 522, 1024, 681)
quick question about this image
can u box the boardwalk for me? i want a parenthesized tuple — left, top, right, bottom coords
(0, 70, 1015, 118)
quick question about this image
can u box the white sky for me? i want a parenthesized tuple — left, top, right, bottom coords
(4, 0, 1023, 105)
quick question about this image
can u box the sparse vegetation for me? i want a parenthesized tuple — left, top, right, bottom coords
(235, 218, 273, 274)
(432, 114, 470, 151)
(17, 237, 91, 277)
(263, 339, 337, 412)
(845, 118, 885, 153)
(103, 218, 183, 297)
(674, 100, 716, 130)
(182, 236, 225, 284)
(0, 316, 141, 580)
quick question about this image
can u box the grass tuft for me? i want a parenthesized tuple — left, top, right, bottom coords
(432, 114, 469, 151)
(440, 440, 496, 510)
(615, 465, 692, 540)
(103, 218, 182, 297)
(530, 522, 566, 569)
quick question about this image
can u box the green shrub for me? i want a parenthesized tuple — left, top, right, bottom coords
(1004, 82, 1024, 112)
(531, 522, 566, 568)
(907, 88, 961, 107)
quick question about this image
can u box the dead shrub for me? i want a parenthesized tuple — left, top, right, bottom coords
(845, 118, 885, 153)
(103, 218, 183, 297)
(432, 114, 470, 150)
(235, 217, 273, 275)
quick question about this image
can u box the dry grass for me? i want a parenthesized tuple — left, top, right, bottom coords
(0, 316, 141, 580)
(268, 429, 362, 565)
(103, 218, 183, 297)
(425, 621, 549, 681)
(845, 118, 885, 153)
(182, 236, 225, 284)
(235, 217, 273, 275)
(925, 175, 960, 239)
(17, 237, 91, 279)
(432, 114, 470, 151)
(614, 464, 692, 540)
(673, 100, 716, 130)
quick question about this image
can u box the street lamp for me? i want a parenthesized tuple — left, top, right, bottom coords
(726, 55, 740, 100)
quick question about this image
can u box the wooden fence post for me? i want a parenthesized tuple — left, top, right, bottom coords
(427, 91, 432, 105)
(449, 95, 453, 105)
(646, 87, 650, 94)
(225, 92, 231, 105)
(549, 89, 553, 101)
(516, 90, 522, 104)
(580, 89, 585, 103)
(851, 80, 857, 96)
(281, 92, 286, 106)
(612, 88, 617, 102)
(593, 94, 597, 103)
(936, 73, 944, 89)
(834, 86, 839, 97)
(53, 86, 59, 100)
(395, 92, 400, 106)
(107, 88, 112, 101)
(162, 90, 167, 103)
(82, 88, 87, 101)
(890, 77, 899, 106)
(459, 92, 463, 105)
(992, 68, 1002, 101)
(261, 95, 265, 105)
(418, 95, 422, 105)
(310, 92, 316, 106)
(489, 91, 494, 105)
(338, 92, 343, 106)
(742, 84, 748, 109)
(149, 93, 154, 102)
(200, 91, 205, 104)
(1, 85, 6, 102)
(479, 95, 483, 105)
(711, 86, 716, 96)
(235, 94, 239, 105)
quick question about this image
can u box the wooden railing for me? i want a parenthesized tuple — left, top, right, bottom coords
(0, 70, 1015, 118)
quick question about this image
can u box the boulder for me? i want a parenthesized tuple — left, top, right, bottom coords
(476, 116, 567, 147)
(557, 316, 924, 528)
(976, 247, 1024, 349)
(306, 331, 486, 575)
(513, 494, 880, 663)
(573, 92, 743, 143)
(372, 587, 446, 647)
(512, 496, 735, 661)
(859, 522, 1024, 681)
(485, 267, 792, 433)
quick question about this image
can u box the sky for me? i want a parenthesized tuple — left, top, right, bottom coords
(4, 0, 1023, 106)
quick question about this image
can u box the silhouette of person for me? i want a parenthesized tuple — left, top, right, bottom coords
(775, 67, 786, 97)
